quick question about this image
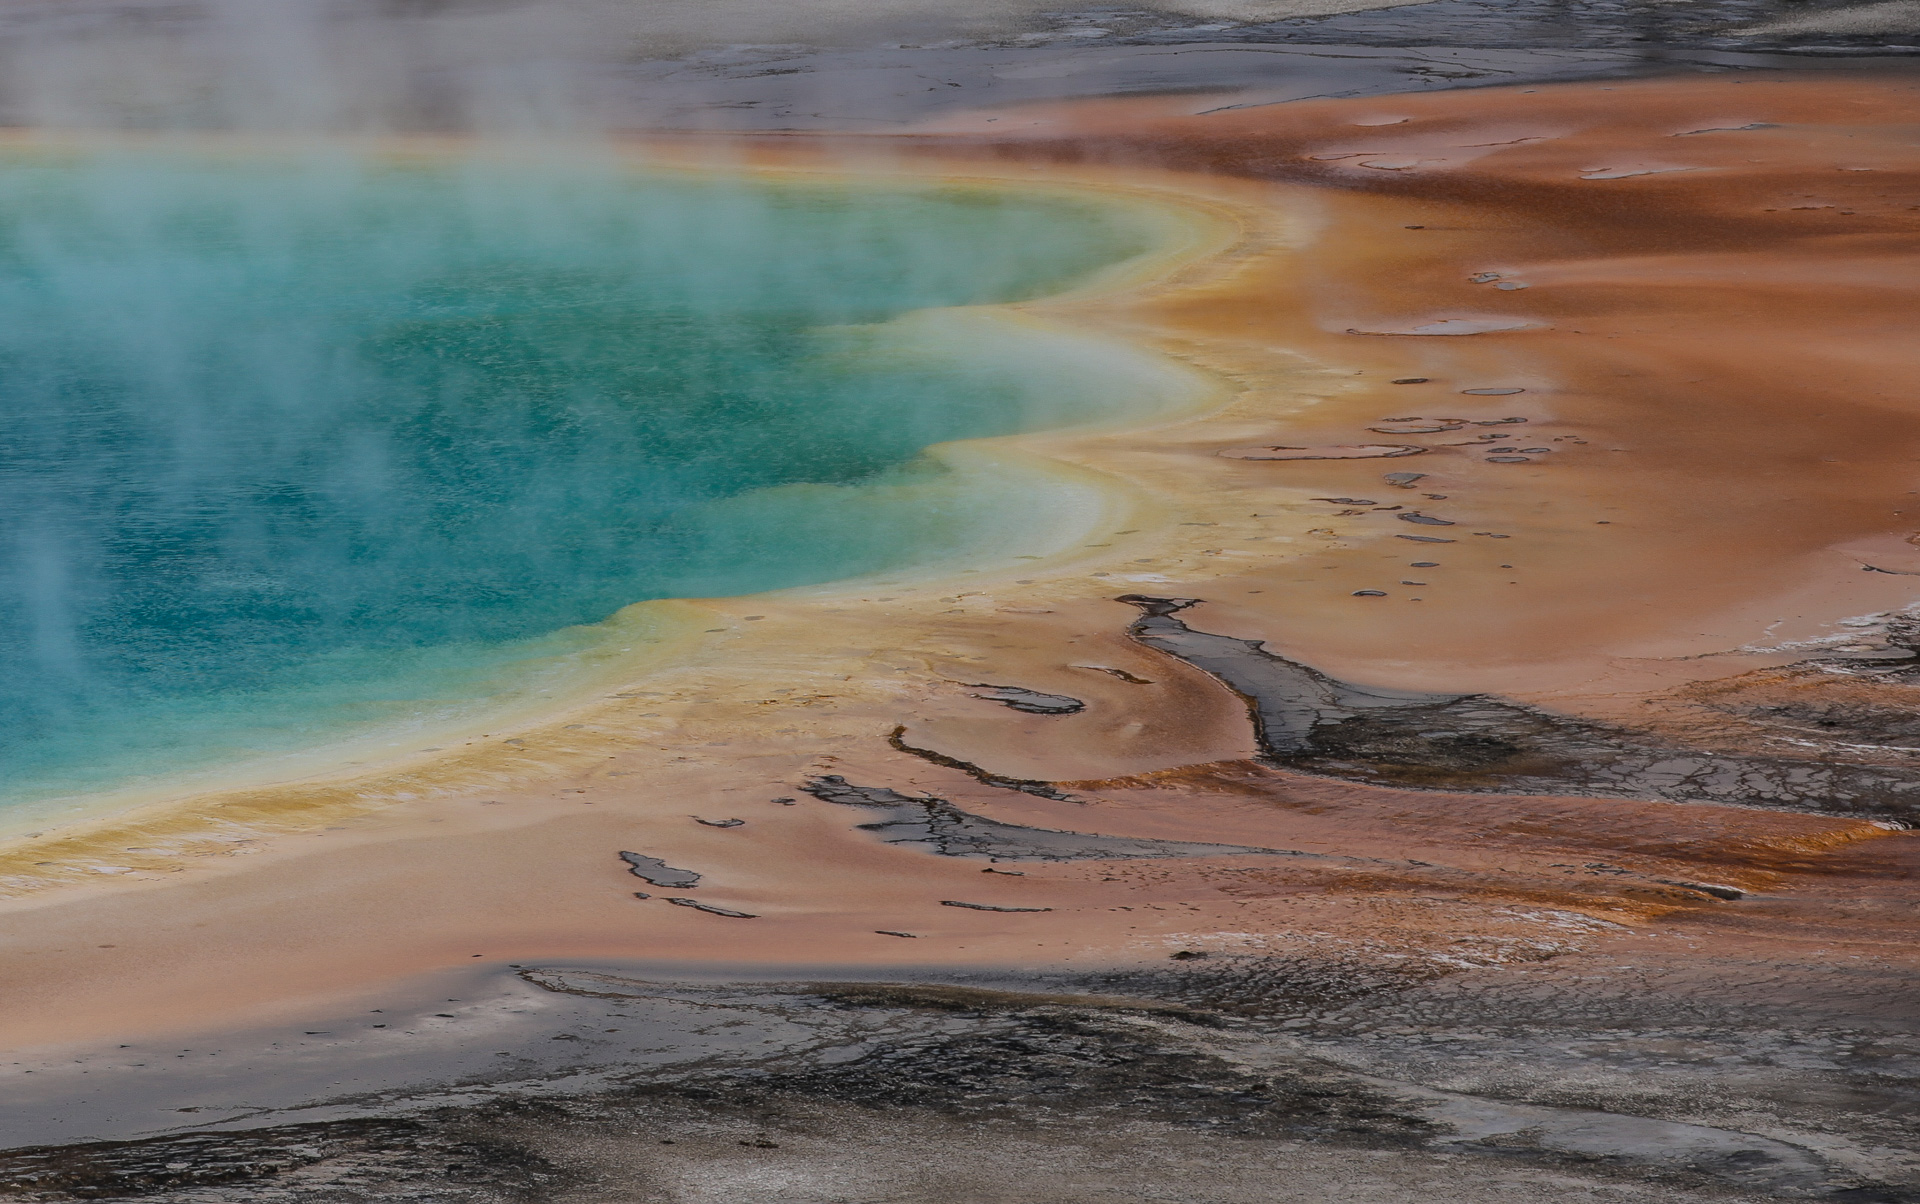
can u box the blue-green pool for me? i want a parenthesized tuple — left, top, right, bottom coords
(0, 148, 1177, 818)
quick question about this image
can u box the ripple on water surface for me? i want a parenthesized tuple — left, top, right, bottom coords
(0, 148, 1173, 819)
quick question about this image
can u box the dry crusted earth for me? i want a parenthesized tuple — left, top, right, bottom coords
(0, 956, 1915, 1204)
(1, 603, 1916, 1203)
(1, 24, 1919, 1204)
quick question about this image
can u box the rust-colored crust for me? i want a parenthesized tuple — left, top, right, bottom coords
(1, 74, 1916, 1051)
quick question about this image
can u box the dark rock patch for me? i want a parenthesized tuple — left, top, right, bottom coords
(964, 684, 1086, 715)
(799, 774, 1306, 861)
(887, 725, 1080, 801)
(1115, 595, 1920, 820)
(664, 897, 758, 918)
(618, 852, 701, 888)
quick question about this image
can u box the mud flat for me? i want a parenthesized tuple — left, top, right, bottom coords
(1, 70, 1918, 1202)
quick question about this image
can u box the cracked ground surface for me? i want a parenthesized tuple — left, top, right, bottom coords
(0, 29, 1916, 1204)
(2, 953, 1915, 1203)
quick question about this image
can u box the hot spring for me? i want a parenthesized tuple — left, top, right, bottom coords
(0, 144, 1187, 822)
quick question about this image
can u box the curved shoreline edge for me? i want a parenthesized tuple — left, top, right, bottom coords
(0, 145, 1257, 891)
(0, 73, 1916, 1076)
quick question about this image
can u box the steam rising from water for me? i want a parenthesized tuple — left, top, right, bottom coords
(1, 0, 641, 136)
(0, 0, 1082, 137)
(0, 7, 1184, 812)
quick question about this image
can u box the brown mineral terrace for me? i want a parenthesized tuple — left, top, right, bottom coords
(0, 72, 1915, 1054)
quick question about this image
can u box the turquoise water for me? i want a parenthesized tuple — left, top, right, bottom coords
(0, 148, 1170, 814)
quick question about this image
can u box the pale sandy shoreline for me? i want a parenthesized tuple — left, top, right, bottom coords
(0, 141, 1247, 874)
